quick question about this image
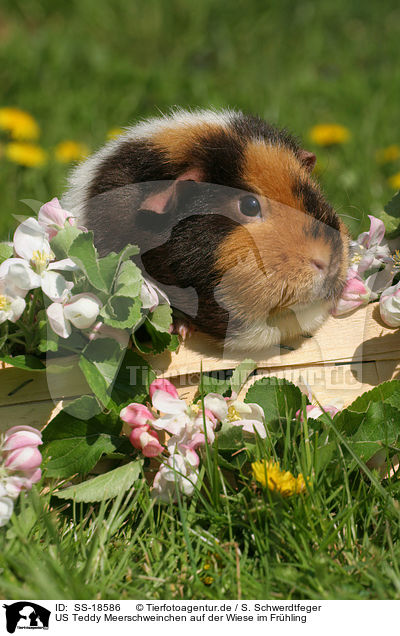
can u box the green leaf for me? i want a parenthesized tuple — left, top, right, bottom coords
(0, 355, 45, 371)
(230, 359, 256, 395)
(100, 295, 142, 329)
(217, 422, 245, 450)
(197, 373, 232, 397)
(110, 349, 155, 408)
(114, 259, 142, 297)
(0, 242, 13, 265)
(36, 310, 59, 353)
(335, 401, 400, 466)
(346, 380, 400, 413)
(55, 460, 143, 502)
(50, 224, 82, 260)
(79, 337, 126, 406)
(42, 410, 124, 478)
(244, 377, 304, 428)
(381, 192, 400, 238)
(134, 319, 178, 354)
(98, 245, 140, 293)
(68, 231, 107, 291)
(148, 303, 173, 333)
(63, 395, 103, 420)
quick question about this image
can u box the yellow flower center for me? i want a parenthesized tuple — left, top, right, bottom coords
(189, 403, 202, 416)
(392, 250, 400, 268)
(0, 294, 11, 311)
(227, 405, 241, 422)
(31, 249, 51, 274)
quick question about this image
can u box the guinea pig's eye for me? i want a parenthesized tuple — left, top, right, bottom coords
(239, 195, 261, 217)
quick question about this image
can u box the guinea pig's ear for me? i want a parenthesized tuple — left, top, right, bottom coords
(298, 149, 317, 173)
(140, 168, 203, 214)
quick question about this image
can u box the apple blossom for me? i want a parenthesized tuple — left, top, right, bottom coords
(38, 197, 76, 239)
(0, 496, 14, 527)
(141, 278, 170, 312)
(380, 282, 400, 327)
(46, 293, 102, 338)
(151, 449, 200, 502)
(5, 446, 42, 472)
(149, 378, 179, 400)
(3, 426, 42, 451)
(296, 404, 339, 421)
(129, 426, 163, 457)
(120, 403, 155, 428)
(332, 271, 371, 316)
(0, 285, 25, 324)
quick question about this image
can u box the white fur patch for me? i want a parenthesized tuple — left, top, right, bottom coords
(222, 301, 331, 353)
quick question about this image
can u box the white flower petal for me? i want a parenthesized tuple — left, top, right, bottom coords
(0, 258, 41, 292)
(0, 496, 14, 527)
(203, 393, 229, 420)
(46, 302, 71, 338)
(48, 258, 79, 272)
(13, 217, 51, 262)
(41, 270, 73, 302)
(63, 294, 101, 329)
(152, 390, 187, 415)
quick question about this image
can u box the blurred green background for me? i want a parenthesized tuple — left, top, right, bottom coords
(1, 0, 400, 240)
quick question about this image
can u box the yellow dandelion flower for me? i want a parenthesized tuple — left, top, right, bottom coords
(54, 140, 89, 163)
(376, 144, 400, 164)
(251, 459, 306, 497)
(107, 127, 124, 140)
(5, 142, 47, 167)
(388, 172, 400, 190)
(309, 124, 350, 147)
(202, 575, 214, 585)
(0, 107, 40, 141)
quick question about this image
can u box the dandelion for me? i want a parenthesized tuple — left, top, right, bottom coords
(376, 145, 400, 164)
(388, 172, 400, 190)
(5, 142, 47, 167)
(0, 107, 39, 141)
(251, 459, 306, 497)
(54, 140, 89, 163)
(309, 124, 350, 147)
(107, 127, 124, 140)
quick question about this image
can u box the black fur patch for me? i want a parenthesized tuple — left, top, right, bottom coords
(230, 112, 301, 156)
(88, 140, 176, 200)
(293, 177, 340, 231)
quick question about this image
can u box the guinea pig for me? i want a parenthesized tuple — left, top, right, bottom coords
(62, 108, 349, 353)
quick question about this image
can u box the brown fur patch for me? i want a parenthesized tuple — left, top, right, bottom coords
(242, 141, 311, 210)
(215, 203, 347, 323)
(151, 122, 225, 166)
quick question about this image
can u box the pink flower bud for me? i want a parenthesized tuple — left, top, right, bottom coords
(120, 403, 155, 428)
(149, 379, 179, 400)
(332, 272, 371, 316)
(296, 404, 339, 421)
(3, 429, 43, 451)
(38, 197, 75, 239)
(129, 427, 164, 457)
(5, 446, 42, 472)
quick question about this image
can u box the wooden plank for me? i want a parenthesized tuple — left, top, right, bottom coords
(146, 304, 400, 377)
(0, 399, 65, 433)
(0, 356, 89, 408)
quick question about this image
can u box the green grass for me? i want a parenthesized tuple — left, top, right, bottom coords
(1, 0, 400, 239)
(1, 409, 400, 600)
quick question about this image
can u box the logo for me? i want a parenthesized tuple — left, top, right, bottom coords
(3, 603, 50, 634)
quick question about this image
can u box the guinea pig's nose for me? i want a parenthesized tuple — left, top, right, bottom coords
(311, 257, 329, 273)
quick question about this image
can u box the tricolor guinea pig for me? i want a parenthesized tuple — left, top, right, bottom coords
(62, 108, 349, 353)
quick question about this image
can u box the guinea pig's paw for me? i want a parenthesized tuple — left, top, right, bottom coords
(170, 317, 195, 341)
